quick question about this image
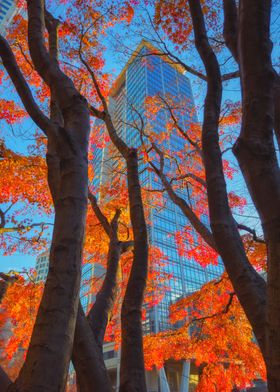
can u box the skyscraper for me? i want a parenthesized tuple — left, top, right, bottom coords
(91, 40, 223, 391)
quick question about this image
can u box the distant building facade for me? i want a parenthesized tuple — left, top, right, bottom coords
(34, 250, 49, 283)
(0, 0, 16, 34)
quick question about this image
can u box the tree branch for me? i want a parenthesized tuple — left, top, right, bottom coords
(170, 172, 206, 188)
(157, 94, 203, 157)
(88, 190, 111, 237)
(142, 13, 239, 81)
(0, 208, 5, 229)
(0, 35, 51, 134)
(44, 9, 60, 61)
(237, 223, 266, 244)
(89, 104, 105, 120)
(190, 292, 236, 325)
(223, 0, 239, 63)
(141, 132, 216, 250)
(78, 49, 108, 113)
(27, 0, 80, 116)
(0, 222, 53, 235)
(27, 0, 57, 85)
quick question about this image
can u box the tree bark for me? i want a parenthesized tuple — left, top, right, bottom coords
(0, 35, 51, 134)
(87, 236, 122, 351)
(72, 303, 112, 392)
(1, 1, 147, 390)
(273, 74, 280, 150)
(234, 1, 280, 389)
(12, 149, 89, 392)
(187, 0, 267, 357)
(0, 367, 12, 392)
(119, 149, 148, 392)
(71, 209, 122, 392)
(223, 0, 239, 63)
(90, 84, 148, 389)
(4, 1, 91, 390)
(71, 199, 132, 391)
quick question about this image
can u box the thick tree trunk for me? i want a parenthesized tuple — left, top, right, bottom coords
(187, 0, 267, 358)
(0, 366, 12, 392)
(4, 1, 91, 390)
(234, 1, 280, 388)
(223, 0, 239, 63)
(273, 74, 280, 150)
(119, 150, 148, 392)
(11, 151, 89, 392)
(72, 303, 112, 392)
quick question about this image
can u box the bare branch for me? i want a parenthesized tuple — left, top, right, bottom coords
(143, 12, 239, 81)
(134, 112, 216, 250)
(14, 42, 34, 70)
(78, 50, 108, 113)
(157, 94, 202, 157)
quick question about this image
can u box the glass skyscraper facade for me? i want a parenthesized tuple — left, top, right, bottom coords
(91, 41, 223, 336)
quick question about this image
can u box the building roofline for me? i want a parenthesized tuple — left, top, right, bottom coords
(110, 39, 187, 97)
